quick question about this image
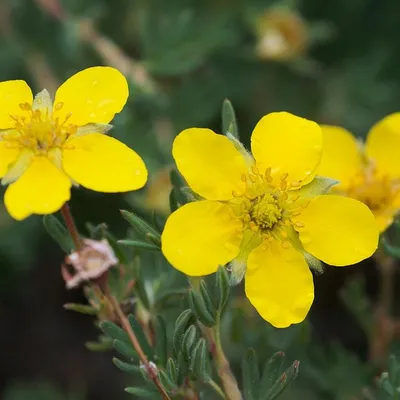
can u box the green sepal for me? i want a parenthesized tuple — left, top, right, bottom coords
(43, 214, 75, 253)
(242, 348, 260, 400)
(188, 290, 216, 326)
(113, 357, 140, 374)
(222, 98, 239, 139)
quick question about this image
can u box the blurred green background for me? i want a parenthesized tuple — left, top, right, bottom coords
(1, 0, 400, 398)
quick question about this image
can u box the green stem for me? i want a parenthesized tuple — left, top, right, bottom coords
(208, 379, 227, 399)
(212, 313, 242, 400)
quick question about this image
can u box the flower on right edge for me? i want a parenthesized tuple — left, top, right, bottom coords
(161, 112, 379, 328)
(317, 113, 400, 232)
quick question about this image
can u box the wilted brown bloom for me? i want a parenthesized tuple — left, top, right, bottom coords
(62, 239, 118, 289)
(255, 8, 308, 61)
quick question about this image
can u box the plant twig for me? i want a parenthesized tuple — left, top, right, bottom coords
(209, 379, 227, 399)
(204, 314, 242, 400)
(61, 203, 83, 250)
(106, 289, 171, 400)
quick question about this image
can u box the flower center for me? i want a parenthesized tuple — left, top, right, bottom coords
(249, 193, 282, 229)
(1, 91, 77, 155)
(347, 168, 400, 213)
(229, 166, 304, 238)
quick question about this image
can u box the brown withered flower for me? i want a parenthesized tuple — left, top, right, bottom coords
(62, 239, 118, 289)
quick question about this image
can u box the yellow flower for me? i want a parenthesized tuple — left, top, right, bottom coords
(161, 112, 378, 328)
(318, 115, 400, 232)
(0, 66, 147, 220)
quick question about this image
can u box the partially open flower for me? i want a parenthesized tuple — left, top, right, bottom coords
(62, 239, 118, 289)
(255, 9, 308, 61)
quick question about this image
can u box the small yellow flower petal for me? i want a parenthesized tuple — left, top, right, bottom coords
(297, 195, 378, 266)
(365, 113, 400, 179)
(0, 80, 33, 129)
(251, 112, 322, 186)
(318, 125, 363, 189)
(172, 128, 248, 200)
(161, 200, 243, 276)
(375, 212, 395, 233)
(245, 240, 314, 328)
(62, 133, 147, 192)
(54, 66, 128, 126)
(0, 143, 20, 178)
(4, 156, 71, 220)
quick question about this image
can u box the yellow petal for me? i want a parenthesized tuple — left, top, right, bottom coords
(4, 156, 71, 220)
(0, 80, 33, 129)
(365, 113, 400, 179)
(62, 133, 147, 192)
(318, 125, 363, 189)
(172, 128, 248, 200)
(374, 210, 396, 233)
(251, 112, 322, 187)
(161, 200, 243, 276)
(54, 67, 128, 126)
(297, 195, 378, 266)
(0, 142, 20, 178)
(245, 240, 314, 328)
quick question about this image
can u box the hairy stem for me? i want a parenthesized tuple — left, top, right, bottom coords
(61, 203, 83, 250)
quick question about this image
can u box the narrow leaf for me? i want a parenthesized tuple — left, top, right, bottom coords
(181, 325, 197, 358)
(153, 316, 168, 366)
(191, 338, 211, 382)
(166, 358, 178, 385)
(43, 214, 74, 253)
(265, 360, 300, 400)
(100, 321, 129, 343)
(125, 387, 157, 397)
(158, 370, 177, 391)
(128, 315, 153, 358)
(113, 357, 140, 374)
(200, 280, 217, 318)
(64, 303, 97, 315)
(173, 309, 194, 354)
(120, 210, 161, 241)
(188, 290, 216, 327)
(113, 339, 137, 360)
(85, 340, 113, 352)
(242, 348, 260, 400)
(118, 239, 160, 251)
(259, 352, 285, 394)
(215, 267, 230, 312)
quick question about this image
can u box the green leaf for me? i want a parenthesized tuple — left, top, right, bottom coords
(169, 188, 181, 212)
(43, 214, 74, 253)
(388, 355, 400, 387)
(125, 387, 157, 397)
(166, 358, 178, 385)
(63, 303, 97, 315)
(100, 321, 130, 343)
(120, 210, 161, 245)
(190, 338, 211, 382)
(181, 325, 197, 358)
(128, 315, 154, 358)
(242, 348, 260, 400)
(222, 98, 239, 138)
(153, 316, 168, 366)
(188, 290, 216, 327)
(113, 339, 138, 360)
(199, 280, 217, 318)
(215, 266, 230, 312)
(259, 352, 285, 395)
(118, 239, 160, 251)
(85, 340, 113, 352)
(265, 360, 300, 400)
(173, 309, 194, 354)
(158, 370, 177, 391)
(112, 357, 140, 374)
